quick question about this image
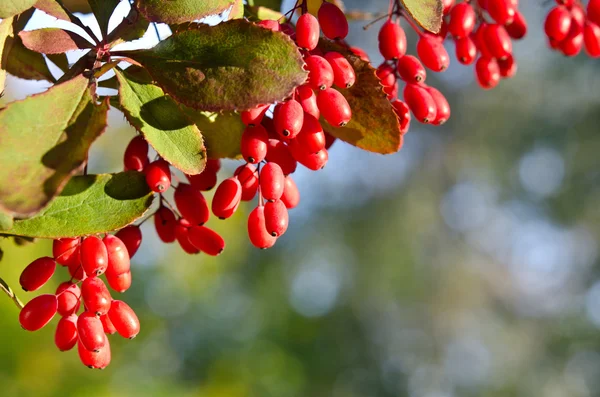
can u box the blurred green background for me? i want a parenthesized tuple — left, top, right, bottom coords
(2, 1, 600, 396)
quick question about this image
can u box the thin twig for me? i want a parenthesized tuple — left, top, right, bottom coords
(0, 277, 24, 310)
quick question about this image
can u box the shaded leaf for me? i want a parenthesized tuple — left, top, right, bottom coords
(318, 40, 401, 154)
(115, 67, 206, 175)
(34, 0, 70, 20)
(136, 0, 234, 24)
(126, 19, 306, 111)
(98, 75, 119, 89)
(107, 6, 150, 45)
(0, 76, 109, 217)
(46, 52, 69, 72)
(0, 0, 37, 19)
(4, 172, 154, 238)
(19, 28, 92, 54)
(400, 0, 443, 33)
(247, 0, 282, 13)
(0, 18, 14, 94)
(13, 7, 36, 33)
(4, 35, 55, 81)
(88, 0, 119, 38)
(180, 108, 245, 159)
(247, 6, 284, 21)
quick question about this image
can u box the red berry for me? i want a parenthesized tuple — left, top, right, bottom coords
(296, 13, 320, 50)
(77, 335, 111, 369)
(324, 51, 356, 88)
(257, 19, 280, 31)
(281, 176, 300, 209)
(455, 36, 477, 65)
(260, 162, 285, 201)
(175, 219, 200, 254)
(188, 226, 225, 256)
(487, 0, 515, 25)
(570, 5, 585, 30)
(317, 88, 352, 127)
(20, 256, 56, 291)
(350, 46, 370, 62)
(475, 57, 501, 89)
(290, 146, 329, 170)
(154, 206, 177, 243)
(186, 170, 218, 191)
(19, 294, 58, 331)
(403, 84, 437, 124)
(448, 3, 476, 38)
(498, 55, 517, 78)
(506, 10, 527, 39)
(115, 225, 142, 258)
(241, 124, 269, 164)
(425, 86, 451, 125)
(318, 1, 348, 40)
(559, 25, 584, 56)
(81, 277, 112, 316)
(248, 206, 277, 249)
(103, 234, 130, 277)
(376, 63, 396, 87)
(291, 113, 326, 154)
(241, 103, 270, 126)
(391, 100, 411, 134)
(265, 139, 297, 175)
(296, 85, 320, 119)
(56, 282, 81, 316)
(590, 0, 600, 26)
(123, 135, 148, 172)
(584, 21, 600, 58)
(55, 314, 78, 351)
(378, 20, 407, 60)
(484, 24, 512, 59)
(474, 23, 493, 58)
(81, 236, 108, 276)
(417, 34, 450, 72)
(174, 183, 210, 226)
(264, 199, 289, 237)
(105, 270, 132, 293)
(108, 300, 140, 339)
(304, 55, 335, 91)
(545, 6, 572, 42)
(53, 238, 80, 267)
(274, 100, 304, 138)
(397, 55, 427, 83)
(442, 0, 456, 14)
(234, 163, 260, 201)
(77, 311, 106, 352)
(212, 177, 242, 219)
(68, 261, 86, 281)
(100, 314, 117, 335)
(145, 159, 171, 193)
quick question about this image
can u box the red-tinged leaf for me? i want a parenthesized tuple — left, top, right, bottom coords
(318, 40, 402, 154)
(136, 0, 234, 24)
(19, 28, 92, 54)
(400, 0, 443, 33)
(0, 0, 37, 19)
(0, 76, 109, 217)
(125, 19, 306, 111)
(107, 6, 150, 46)
(4, 34, 56, 81)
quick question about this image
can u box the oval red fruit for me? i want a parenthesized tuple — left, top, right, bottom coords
(248, 206, 277, 249)
(475, 57, 501, 89)
(106, 270, 132, 293)
(174, 183, 210, 226)
(296, 13, 320, 50)
(281, 176, 300, 209)
(175, 219, 200, 254)
(417, 34, 450, 72)
(19, 294, 58, 331)
(241, 124, 269, 163)
(55, 314, 78, 351)
(212, 177, 242, 219)
(123, 135, 149, 171)
(77, 336, 111, 369)
(115, 225, 142, 258)
(77, 311, 106, 352)
(317, 88, 352, 127)
(81, 236, 108, 276)
(265, 140, 297, 176)
(304, 55, 335, 91)
(154, 206, 177, 243)
(188, 226, 225, 256)
(103, 234, 131, 276)
(56, 282, 81, 316)
(108, 300, 140, 339)
(378, 20, 407, 60)
(318, 2, 349, 40)
(53, 238, 80, 267)
(264, 199, 289, 237)
(235, 163, 260, 201)
(274, 100, 304, 138)
(425, 86, 451, 125)
(20, 256, 56, 291)
(260, 162, 285, 201)
(403, 84, 437, 124)
(145, 159, 171, 193)
(397, 55, 427, 83)
(81, 277, 112, 316)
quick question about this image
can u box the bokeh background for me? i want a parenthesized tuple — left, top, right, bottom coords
(2, 1, 600, 396)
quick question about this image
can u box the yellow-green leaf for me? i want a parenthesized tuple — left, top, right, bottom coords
(136, 0, 234, 24)
(0, 0, 37, 19)
(180, 108, 245, 159)
(400, 0, 443, 33)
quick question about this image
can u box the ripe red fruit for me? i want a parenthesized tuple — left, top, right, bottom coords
(248, 206, 277, 249)
(378, 20, 407, 60)
(77, 336, 111, 369)
(188, 226, 225, 256)
(77, 311, 106, 352)
(264, 199, 289, 237)
(55, 314, 78, 351)
(241, 103, 270, 126)
(174, 219, 200, 254)
(145, 159, 171, 193)
(350, 46, 370, 62)
(154, 206, 177, 243)
(291, 113, 326, 154)
(105, 270, 132, 293)
(81, 236, 108, 276)
(296, 85, 320, 119)
(304, 55, 335, 91)
(590, 0, 600, 26)
(103, 234, 131, 276)
(123, 135, 149, 171)
(81, 277, 112, 316)
(212, 177, 243, 219)
(506, 10, 527, 39)
(486, 0, 515, 25)
(257, 19, 280, 31)
(448, 3, 476, 38)
(115, 225, 142, 258)
(324, 52, 356, 88)
(376, 63, 396, 87)
(498, 55, 517, 78)
(56, 282, 81, 316)
(417, 34, 450, 72)
(584, 22, 600, 58)
(426, 86, 451, 125)
(545, 6, 572, 42)
(260, 162, 285, 201)
(484, 24, 512, 59)
(475, 57, 501, 89)
(559, 26, 584, 56)
(68, 262, 86, 281)
(318, 1, 349, 40)
(397, 55, 427, 83)
(186, 170, 218, 191)
(292, 147, 329, 171)
(281, 176, 300, 209)
(391, 100, 411, 134)
(241, 124, 269, 164)
(108, 300, 140, 339)
(100, 314, 117, 335)
(403, 84, 437, 124)
(235, 163, 260, 201)
(442, 0, 455, 14)
(570, 5, 586, 30)
(19, 294, 58, 331)
(317, 88, 352, 127)
(53, 238, 80, 267)
(274, 100, 304, 138)
(474, 23, 493, 58)
(174, 183, 210, 226)
(296, 13, 320, 50)
(265, 139, 297, 175)
(20, 256, 56, 291)
(455, 36, 477, 65)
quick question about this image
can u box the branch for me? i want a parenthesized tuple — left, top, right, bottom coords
(0, 277, 24, 310)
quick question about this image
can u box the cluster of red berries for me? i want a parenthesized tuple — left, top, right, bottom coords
(544, 0, 600, 57)
(18, 234, 140, 369)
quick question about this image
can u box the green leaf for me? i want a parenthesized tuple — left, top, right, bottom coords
(107, 6, 150, 46)
(247, 0, 282, 13)
(0, 17, 14, 95)
(19, 28, 92, 54)
(318, 40, 402, 154)
(180, 108, 245, 159)
(246, 6, 284, 21)
(228, 0, 244, 20)
(136, 0, 234, 24)
(0, 211, 14, 231)
(0, 75, 109, 217)
(126, 19, 306, 111)
(88, 0, 119, 38)
(400, 0, 442, 34)
(0, 0, 37, 19)
(115, 67, 207, 175)
(4, 34, 56, 81)
(4, 172, 154, 238)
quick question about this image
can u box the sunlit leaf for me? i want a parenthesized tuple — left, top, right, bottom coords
(0, 0, 37, 19)
(19, 28, 92, 54)
(180, 108, 245, 159)
(400, 0, 443, 33)
(136, 0, 234, 24)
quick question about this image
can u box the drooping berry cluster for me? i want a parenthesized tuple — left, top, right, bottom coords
(18, 234, 140, 369)
(544, 0, 600, 58)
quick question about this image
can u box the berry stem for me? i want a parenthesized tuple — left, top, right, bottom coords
(0, 277, 24, 310)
